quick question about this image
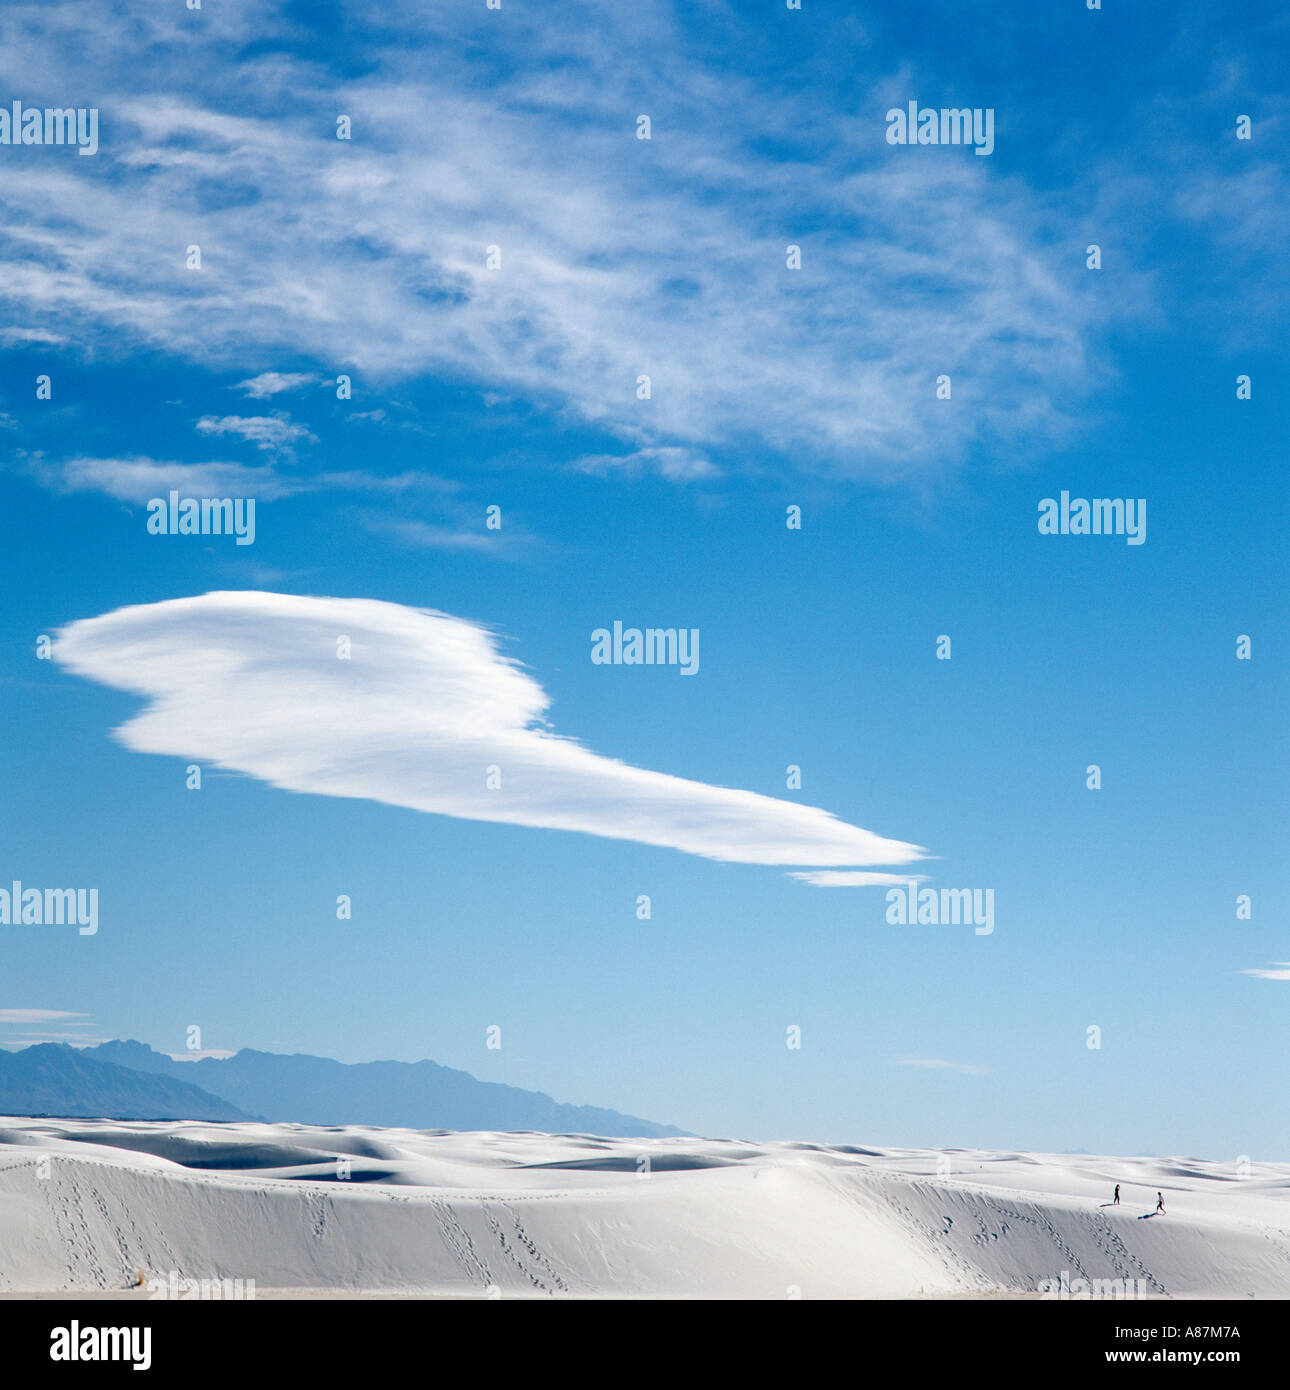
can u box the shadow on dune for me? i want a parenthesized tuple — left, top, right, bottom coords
(518, 1153, 741, 1173)
(295, 1167, 404, 1184)
(47, 1131, 337, 1170)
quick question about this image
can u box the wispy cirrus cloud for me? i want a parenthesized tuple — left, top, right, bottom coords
(42, 455, 290, 502)
(20, 453, 509, 557)
(195, 414, 316, 452)
(573, 446, 720, 483)
(0, 0, 1130, 480)
(52, 591, 928, 872)
(234, 372, 320, 399)
(27, 455, 458, 506)
(362, 517, 508, 554)
(361, 505, 540, 560)
(0, 326, 67, 348)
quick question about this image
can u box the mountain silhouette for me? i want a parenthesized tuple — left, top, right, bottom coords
(88, 1040, 685, 1136)
(0, 1043, 253, 1121)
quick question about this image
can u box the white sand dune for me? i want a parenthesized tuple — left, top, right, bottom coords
(0, 1119, 1286, 1298)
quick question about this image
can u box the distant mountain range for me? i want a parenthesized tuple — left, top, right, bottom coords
(0, 1039, 684, 1137)
(0, 1044, 252, 1122)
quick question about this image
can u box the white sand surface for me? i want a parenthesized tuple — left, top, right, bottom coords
(1, 1119, 1285, 1298)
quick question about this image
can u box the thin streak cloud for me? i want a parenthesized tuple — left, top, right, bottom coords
(1240, 963, 1290, 981)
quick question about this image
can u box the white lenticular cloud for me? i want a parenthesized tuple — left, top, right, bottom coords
(52, 592, 926, 871)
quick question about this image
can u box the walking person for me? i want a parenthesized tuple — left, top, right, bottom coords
(1155, 1191, 1165, 1215)
(1113, 1183, 1120, 1206)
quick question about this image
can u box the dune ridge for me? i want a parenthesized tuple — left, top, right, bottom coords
(1, 1120, 1286, 1299)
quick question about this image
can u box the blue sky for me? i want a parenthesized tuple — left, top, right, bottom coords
(1, 0, 1287, 1157)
